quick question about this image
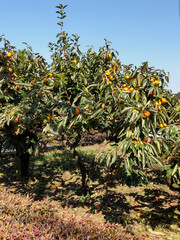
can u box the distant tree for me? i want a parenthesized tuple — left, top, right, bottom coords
(175, 92, 180, 100)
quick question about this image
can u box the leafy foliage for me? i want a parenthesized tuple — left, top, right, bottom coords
(0, 3, 179, 186)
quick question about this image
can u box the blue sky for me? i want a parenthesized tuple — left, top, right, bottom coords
(0, 0, 180, 93)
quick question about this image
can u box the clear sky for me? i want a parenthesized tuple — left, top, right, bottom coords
(0, 0, 180, 93)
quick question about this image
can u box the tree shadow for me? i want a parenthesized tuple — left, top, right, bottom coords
(90, 190, 133, 225)
(0, 149, 180, 230)
(0, 149, 79, 199)
(129, 188, 180, 230)
(0, 155, 18, 184)
(0, 148, 103, 200)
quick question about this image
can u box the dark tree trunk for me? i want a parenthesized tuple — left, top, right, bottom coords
(0, 138, 3, 155)
(77, 155, 87, 195)
(20, 152, 30, 178)
(16, 142, 31, 179)
(74, 150, 87, 195)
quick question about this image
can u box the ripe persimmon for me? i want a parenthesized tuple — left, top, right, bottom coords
(109, 75, 113, 80)
(44, 78, 48, 84)
(88, 106, 92, 112)
(105, 70, 110, 76)
(142, 137, 147, 143)
(160, 97, 166, 104)
(153, 80, 160, 85)
(13, 118, 19, 124)
(101, 103, 105, 108)
(48, 73, 53, 78)
(144, 111, 150, 117)
(74, 108, 80, 116)
(151, 77, 155, 82)
(129, 87, 134, 93)
(105, 53, 111, 60)
(6, 52, 12, 60)
(8, 67, 13, 73)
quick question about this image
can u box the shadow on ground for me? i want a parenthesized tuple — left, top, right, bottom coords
(0, 149, 179, 231)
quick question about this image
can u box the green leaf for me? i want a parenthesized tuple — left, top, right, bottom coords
(131, 68, 138, 78)
(142, 152, 146, 169)
(149, 143, 159, 156)
(171, 164, 179, 176)
(98, 153, 106, 163)
(142, 128, 149, 140)
(89, 109, 103, 119)
(147, 156, 153, 169)
(49, 123, 58, 132)
(162, 141, 170, 152)
(111, 150, 117, 164)
(129, 111, 137, 123)
(106, 153, 111, 167)
(121, 107, 132, 114)
(126, 108, 133, 120)
(151, 155, 163, 167)
(165, 165, 172, 177)
(154, 140, 161, 153)
(28, 147, 33, 155)
(122, 139, 131, 156)
(125, 158, 131, 175)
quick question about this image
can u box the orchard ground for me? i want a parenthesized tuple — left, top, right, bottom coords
(0, 141, 180, 240)
(0, 3, 180, 239)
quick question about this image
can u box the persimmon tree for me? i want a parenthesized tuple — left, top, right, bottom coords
(0, 36, 51, 178)
(95, 62, 180, 186)
(46, 4, 180, 191)
(0, 3, 179, 192)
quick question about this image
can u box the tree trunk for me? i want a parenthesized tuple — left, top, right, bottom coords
(0, 138, 3, 155)
(74, 150, 87, 195)
(16, 144, 30, 179)
(20, 152, 30, 178)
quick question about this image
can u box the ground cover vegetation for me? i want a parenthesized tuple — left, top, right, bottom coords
(0, 3, 180, 239)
